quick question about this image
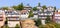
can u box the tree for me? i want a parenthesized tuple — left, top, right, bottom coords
(5, 17, 8, 25)
(42, 5, 46, 13)
(4, 25, 9, 28)
(47, 24, 55, 28)
(42, 5, 46, 9)
(45, 15, 51, 23)
(17, 3, 24, 10)
(28, 10, 34, 18)
(2, 7, 8, 10)
(33, 7, 37, 11)
(35, 19, 41, 26)
(12, 6, 18, 10)
(4, 17, 9, 28)
(54, 6, 56, 10)
(39, 24, 55, 28)
(38, 2, 40, 6)
(12, 3, 24, 10)
(39, 25, 49, 28)
(55, 23, 60, 28)
(54, 6, 56, 12)
(15, 24, 20, 28)
(4, 17, 8, 28)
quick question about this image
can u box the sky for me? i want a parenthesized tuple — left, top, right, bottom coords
(0, 0, 59, 8)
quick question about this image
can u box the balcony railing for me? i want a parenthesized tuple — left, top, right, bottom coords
(8, 18, 20, 21)
(6, 15, 20, 17)
(0, 18, 3, 21)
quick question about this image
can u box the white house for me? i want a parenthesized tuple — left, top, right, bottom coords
(47, 6, 54, 12)
(37, 6, 54, 25)
(5, 9, 20, 27)
(41, 20, 46, 25)
(33, 11, 38, 19)
(54, 9, 60, 24)
(24, 4, 32, 12)
(20, 10, 29, 20)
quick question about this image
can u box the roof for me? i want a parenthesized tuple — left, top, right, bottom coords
(55, 12, 60, 14)
(21, 10, 28, 13)
(24, 4, 32, 8)
(5, 10, 20, 15)
(24, 6, 32, 8)
(47, 6, 54, 8)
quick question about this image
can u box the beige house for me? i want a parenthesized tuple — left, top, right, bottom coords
(21, 19, 38, 28)
(0, 10, 6, 28)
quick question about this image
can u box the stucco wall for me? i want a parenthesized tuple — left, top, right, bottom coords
(0, 21, 5, 27)
(8, 21, 20, 27)
(0, 11, 6, 27)
(33, 15, 38, 18)
(20, 14, 29, 18)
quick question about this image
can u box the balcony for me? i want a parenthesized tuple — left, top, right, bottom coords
(8, 18, 20, 21)
(0, 18, 3, 21)
(55, 14, 60, 16)
(0, 15, 3, 17)
(7, 15, 20, 17)
(38, 13, 53, 16)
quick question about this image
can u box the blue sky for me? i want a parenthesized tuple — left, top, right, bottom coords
(0, 0, 59, 8)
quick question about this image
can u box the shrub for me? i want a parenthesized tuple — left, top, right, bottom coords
(15, 24, 20, 28)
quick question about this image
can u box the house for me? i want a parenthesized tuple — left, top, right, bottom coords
(54, 9, 60, 24)
(47, 6, 55, 21)
(37, 6, 43, 10)
(47, 6, 54, 12)
(5, 9, 20, 28)
(36, 4, 43, 11)
(37, 6, 54, 25)
(38, 11, 53, 19)
(20, 10, 29, 20)
(0, 10, 6, 28)
(24, 4, 32, 12)
(38, 10, 53, 25)
(21, 19, 38, 28)
(33, 11, 38, 19)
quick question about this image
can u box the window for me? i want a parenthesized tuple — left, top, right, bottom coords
(16, 18, 19, 20)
